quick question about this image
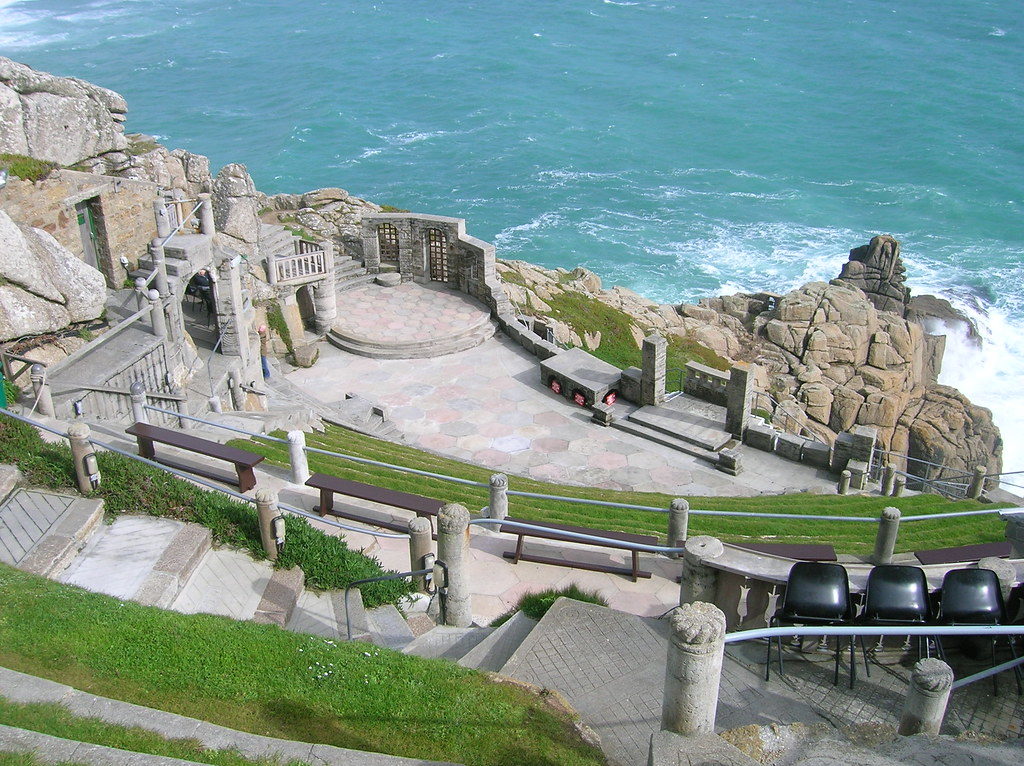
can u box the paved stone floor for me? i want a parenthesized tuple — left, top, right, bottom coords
(332, 283, 491, 344)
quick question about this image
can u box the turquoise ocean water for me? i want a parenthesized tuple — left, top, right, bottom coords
(2, 0, 1022, 470)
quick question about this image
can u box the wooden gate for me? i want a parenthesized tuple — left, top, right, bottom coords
(377, 223, 399, 263)
(426, 228, 448, 282)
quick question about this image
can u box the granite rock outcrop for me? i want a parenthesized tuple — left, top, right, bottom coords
(0, 56, 128, 166)
(260, 187, 383, 259)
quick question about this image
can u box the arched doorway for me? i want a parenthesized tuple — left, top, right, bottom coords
(377, 223, 399, 264)
(426, 228, 448, 282)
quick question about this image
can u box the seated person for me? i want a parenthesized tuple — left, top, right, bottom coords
(188, 269, 214, 312)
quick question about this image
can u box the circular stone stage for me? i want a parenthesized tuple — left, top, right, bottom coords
(326, 282, 496, 359)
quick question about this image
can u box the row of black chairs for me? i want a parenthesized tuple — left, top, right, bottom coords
(765, 563, 1023, 693)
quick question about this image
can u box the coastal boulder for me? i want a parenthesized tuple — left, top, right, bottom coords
(0, 210, 106, 340)
(835, 234, 909, 316)
(212, 163, 260, 259)
(0, 57, 128, 165)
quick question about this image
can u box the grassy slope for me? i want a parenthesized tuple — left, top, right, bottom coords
(229, 425, 1007, 556)
(0, 565, 604, 766)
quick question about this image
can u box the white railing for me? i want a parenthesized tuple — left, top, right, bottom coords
(165, 198, 200, 234)
(271, 244, 328, 285)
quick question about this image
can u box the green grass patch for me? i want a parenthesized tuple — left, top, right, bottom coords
(0, 753, 84, 766)
(228, 424, 1008, 556)
(0, 565, 604, 766)
(264, 300, 295, 355)
(124, 136, 160, 156)
(0, 698, 307, 766)
(0, 153, 57, 182)
(491, 586, 609, 627)
(0, 415, 411, 607)
(378, 204, 409, 213)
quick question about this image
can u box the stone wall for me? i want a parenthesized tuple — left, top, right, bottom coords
(0, 169, 159, 285)
(360, 213, 511, 316)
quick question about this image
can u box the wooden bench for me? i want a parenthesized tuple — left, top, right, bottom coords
(125, 422, 265, 492)
(305, 473, 443, 534)
(731, 542, 837, 561)
(914, 541, 1012, 565)
(500, 516, 657, 581)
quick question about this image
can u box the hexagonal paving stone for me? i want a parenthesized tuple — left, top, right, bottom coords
(440, 420, 476, 437)
(497, 410, 535, 427)
(426, 407, 463, 423)
(529, 463, 569, 482)
(419, 432, 458, 451)
(588, 452, 629, 470)
(392, 405, 425, 421)
(532, 436, 570, 452)
(455, 434, 492, 453)
(491, 435, 531, 453)
(473, 449, 511, 468)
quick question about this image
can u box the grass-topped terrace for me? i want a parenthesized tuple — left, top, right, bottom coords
(0, 564, 604, 766)
(230, 425, 1008, 556)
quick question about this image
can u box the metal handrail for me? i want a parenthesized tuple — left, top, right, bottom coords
(55, 383, 186, 402)
(344, 568, 429, 640)
(48, 305, 154, 375)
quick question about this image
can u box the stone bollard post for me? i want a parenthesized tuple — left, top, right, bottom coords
(488, 474, 508, 520)
(198, 193, 216, 235)
(147, 289, 166, 337)
(967, 466, 987, 500)
(899, 658, 953, 736)
(228, 369, 246, 411)
(129, 381, 148, 424)
(1006, 513, 1024, 558)
(29, 364, 55, 417)
(409, 517, 433, 593)
(837, 469, 851, 495)
(881, 464, 896, 496)
(208, 395, 223, 413)
(679, 536, 724, 606)
(667, 498, 690, 557)
(892, 476, 906, 497)
(153, 199, 171, 239)
(255, 489, 280, 561)
(150, 243, 169, 297)
(134, 277, 148, 310)
(67, 422, 97, 494)
(661, 602, 727, 736)
(437, 503, 472, 627)
(872, 507, 901, 565)
(287, 430, 310, 485)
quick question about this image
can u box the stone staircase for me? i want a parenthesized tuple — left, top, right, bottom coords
(611, 394, 736, 464)
(259, 222, 374, 293)
(326, 315, 496, 360)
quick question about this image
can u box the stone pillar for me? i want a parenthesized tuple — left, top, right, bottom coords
(661, 602, 727, 736)
(967, 466, 987, 500)
(255, 489, 279, 561)
(679, 536, 724, 607)
(437, 503, 472, 627)
(1006, 513, 1024, 558)
(134, 277, 148, 310)
(978, 556, 1017, 603)
(29, 364, 55, 418)
(667, 498, 689, 556)
(872, 507, 901, 565)
(216, 255, 251, 367)
(640, 334, 666, 406)
(197, 193, 216, 235)
(892, 476, 906, 497)
(409, 517, 433, 594)
(725, 363, 756, 438)
(849, 425, 877, 463)
(287, 430, 310, 485)
(312, 240, 337, 335)
(153, 199, 171, 239)
(361, 221, 381, 272)
(488, 474, 508, 520)
(228, 369, 245, 411)
(67, 422, 96, 494)
(881, 464, 896, 496)
(147, 290, 166, 337)
(837, 469, 851, 495)
(898, 658, 953, 736)
(130, 381, 148, 424)
(150, 242, 169, 298)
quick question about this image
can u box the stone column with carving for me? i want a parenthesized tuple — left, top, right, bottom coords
(725, 362, 756, 438)
(361, 219, 381, 273)
(488, 474, 508, 520)
(640, 334, 666, 406)
(198, 192, 216, 235)
(679, 536, 724, 607)
(215, 255, 252, 369)
(312, 240, 337, 334)
(437, 503, 472, 627)
(661, 602, 727, 736)
(899, 658, 953, 736)
(667, 498, 689, 557)
(872, 507, 901, 565)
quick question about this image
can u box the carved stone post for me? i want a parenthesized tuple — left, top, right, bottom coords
(881, 464, 896, 496)
(488, 474, 508, 520)
(228, 369, 245, 411)
(409, 517, 433, 594)
(437, 503, 472, 627)
(255, 489, 280, 560)
(198, 193, 216, 235)
(899, 658, 953, 736)
(147, 289, 166, 337)
(837, 469, 851, 495)
(640, 334, 666, 406)
(679, 536, 724, 606)
(312, 240, 337, 335)
(287, 430, 310, 485)
(153, 199, 171, 239)
(661, 602, 727, 736)
(872, 507, 901, 565)
(967, 466, 987, 500)
(67, 422, 95, 495)
(130, 381, 148, 424)
(667, 498, 690, 557)
(725, 363, 756, 438)
(150, 242, 169, 298)
(29, 364, 55, 417)
(892, 476, 906, 497)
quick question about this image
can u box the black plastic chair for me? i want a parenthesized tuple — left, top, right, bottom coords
(936, 567, 1023, 695)
(855, 565, 932, 676)
(766, 562, 855, 687)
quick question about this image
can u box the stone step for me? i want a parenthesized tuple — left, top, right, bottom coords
(609, 418, 720, 464)
(4, 491, 104, 578)
(627, 404, 731, 451)
(170, 548, 277, 621)
(335, 273, 376, 293)
(365, 604, 415, 651)
(0, 724, 211, 766)
(458, 612, 537, 672)
(0, 465, 22, 504)
(325, 320, 496, 360)
(402, 626, 494, 661)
